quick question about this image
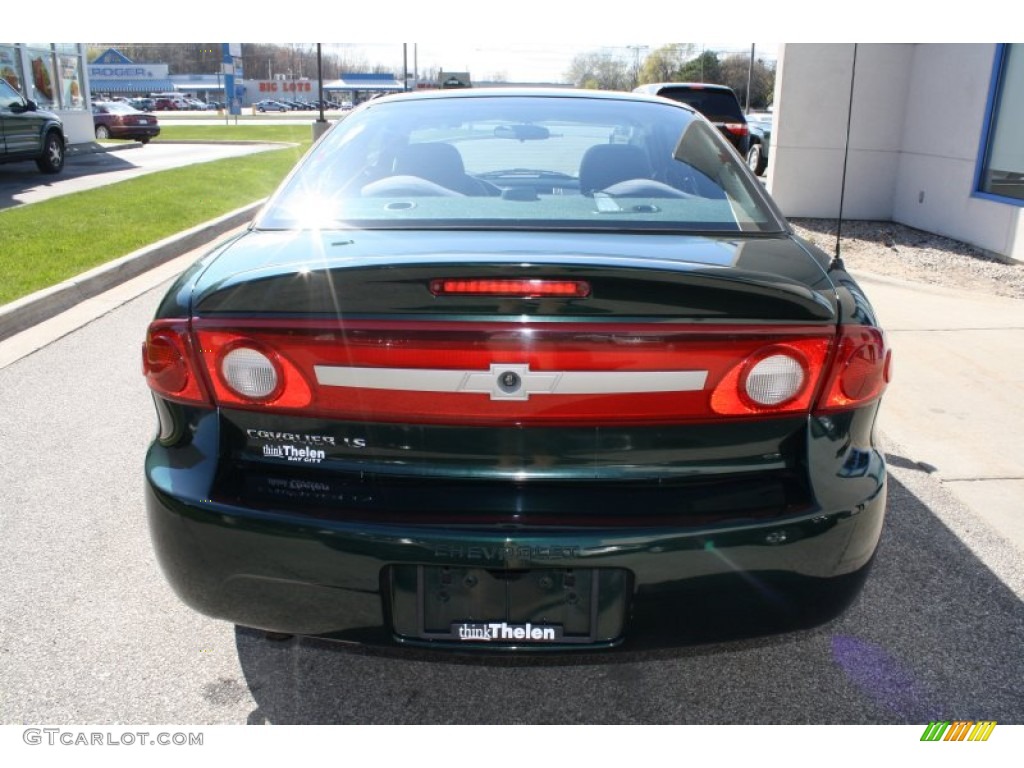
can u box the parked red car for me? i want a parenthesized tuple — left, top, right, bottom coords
(92, 101, 160, 144)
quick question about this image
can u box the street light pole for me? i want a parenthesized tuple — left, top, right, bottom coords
(403, 44, 408, 92)
(317, 43, 325, 123)
(746, 44, 755, 112)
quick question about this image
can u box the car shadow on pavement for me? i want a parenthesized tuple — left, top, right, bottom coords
(233, 474, 1024, 724)
(0, 150, 139, 211)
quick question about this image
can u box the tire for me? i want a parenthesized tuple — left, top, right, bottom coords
(95, 124, 110, 140)
(36, 130, 65, 174)
(140, 137, 151, 145)
(746, 142, 767, 176)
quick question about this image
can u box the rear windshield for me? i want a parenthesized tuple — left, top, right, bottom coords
(259, 94, 782, 234)
(654, 87, 745, 123)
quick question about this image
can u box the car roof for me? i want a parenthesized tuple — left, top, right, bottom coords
(635, 82, 739, 94)
(363, 87, 699, 115)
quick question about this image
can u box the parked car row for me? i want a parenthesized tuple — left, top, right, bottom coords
(92, 96, 352, 114)
(254, 98, 348, 112)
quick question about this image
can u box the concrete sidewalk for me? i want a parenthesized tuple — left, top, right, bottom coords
(852, 270, 1024, 551)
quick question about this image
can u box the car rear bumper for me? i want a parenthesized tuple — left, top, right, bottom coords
(111, 126, 160, 140)
(145, 453, 885, 651)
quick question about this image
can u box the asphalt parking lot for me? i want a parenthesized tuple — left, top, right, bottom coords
(0, 269, 1021, 725)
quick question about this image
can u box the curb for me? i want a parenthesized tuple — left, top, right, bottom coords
(69, 140, 296, 156)
(0, 200, 264, 343)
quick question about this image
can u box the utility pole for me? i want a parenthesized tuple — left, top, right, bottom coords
(746, 44, 755, 112)
(626, 44, 648, 88)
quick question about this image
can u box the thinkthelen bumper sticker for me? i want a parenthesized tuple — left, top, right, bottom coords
(454, 622, 563, 642)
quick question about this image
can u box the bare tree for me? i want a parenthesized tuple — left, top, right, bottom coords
(638, 44, 696, 85)
(565, 51, 632, 91)
(719, 53, 775, 110)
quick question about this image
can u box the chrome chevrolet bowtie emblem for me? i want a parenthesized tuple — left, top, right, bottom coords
(463, 364, 560, 401)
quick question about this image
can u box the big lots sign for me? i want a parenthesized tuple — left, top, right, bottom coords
(258, 80, 315, 93)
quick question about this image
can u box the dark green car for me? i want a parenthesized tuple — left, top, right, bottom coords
(0, 79, 65, 174)
(143, 89, 891, 651)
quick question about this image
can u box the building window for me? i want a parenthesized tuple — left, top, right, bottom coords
(57, 52, 85, 110)
(978, 44, 1024, 203)
(25, 45, 58, 109)
(1, 45, 23, 91)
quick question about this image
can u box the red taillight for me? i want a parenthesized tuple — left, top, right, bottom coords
(710, 340, 830, 416)
(430, 279, 591, 298)
(142, 321, 209, 405)
(815, 326, 890, 411)
(146, 320, 888, 423)
(194, 330, 312, 410)
(187, 320, 841, 425)
(723, 123, 749, 137)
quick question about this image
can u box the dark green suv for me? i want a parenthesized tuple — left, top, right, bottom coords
(0, 79, 65, 174)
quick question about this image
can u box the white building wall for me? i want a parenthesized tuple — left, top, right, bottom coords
(892, 44, 1019, 257)
(770, 44, 913, 220)
(771, 43, 1022, 261)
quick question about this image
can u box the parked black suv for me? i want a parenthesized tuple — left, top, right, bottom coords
(633, 82, 750, 156)
(0, 79, 65, 174)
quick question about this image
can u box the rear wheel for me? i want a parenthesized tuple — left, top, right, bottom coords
(746, 143, 767, 176)
(95, 124, 110, 140)
(36, 130, 65, 174)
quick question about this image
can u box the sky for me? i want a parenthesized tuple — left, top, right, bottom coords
(13, 0, 1001, 79)
(328, 43, 779, 84)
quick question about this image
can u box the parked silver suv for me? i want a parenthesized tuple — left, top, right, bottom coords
(0, 79, 66, 174)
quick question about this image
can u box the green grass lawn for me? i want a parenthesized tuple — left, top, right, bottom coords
(154, 124, 317, 143)
(0, 140, 309, 306)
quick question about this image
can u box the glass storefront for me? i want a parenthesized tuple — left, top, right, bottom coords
(0, 43, 91, 144)
(24, 44, 58, 109)
(0, 43, 86, 111)
(58, 51, 85, 110)
(0, 44, 23, 91)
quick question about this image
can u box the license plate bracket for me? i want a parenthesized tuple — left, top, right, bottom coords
(389, 565, 630, 645)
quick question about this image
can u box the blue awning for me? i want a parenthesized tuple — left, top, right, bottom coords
(89, 79, 176, 94)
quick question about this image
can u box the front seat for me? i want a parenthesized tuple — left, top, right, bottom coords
(391, 142, 498, 196)
(578, 144, 653, 195)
